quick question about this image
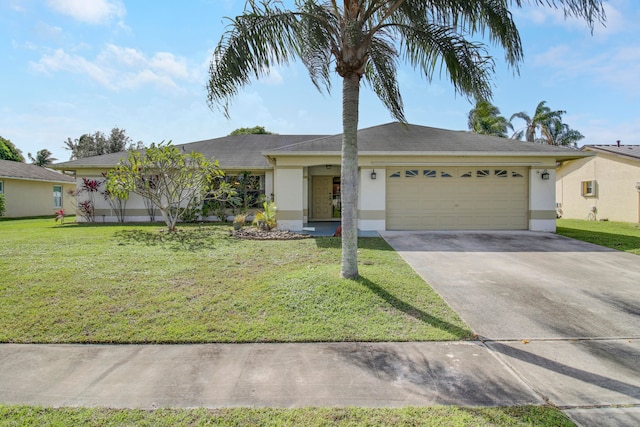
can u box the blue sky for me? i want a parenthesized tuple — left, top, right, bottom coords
(2, 0, 639, 162)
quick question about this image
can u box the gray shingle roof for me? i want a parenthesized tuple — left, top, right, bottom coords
(52, 122, 590, 171)
(0, 159, 75, 183)
(53, 134, 327, 170)
(269, 122, 588, 156)
(584, 144, 640, 161)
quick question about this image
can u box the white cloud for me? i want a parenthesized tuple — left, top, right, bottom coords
(32, 48, 114, 88)
(46, 0, 125, 25)
(533, 44, 640, 95)
(150, 52, 190, 79)
(31, 44, 196, 91)
(34, 22, 63, 40)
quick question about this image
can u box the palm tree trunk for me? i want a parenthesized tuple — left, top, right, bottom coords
(341, 73, 360, 279)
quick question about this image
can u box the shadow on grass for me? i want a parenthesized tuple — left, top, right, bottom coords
(556, 226, 640, 254)
(313, 236, 395, 251)
(113, 226, 231, 252)
(358, 275, 474, 339)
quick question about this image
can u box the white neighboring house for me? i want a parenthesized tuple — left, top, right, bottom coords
(556, 144, 640, 223)
(53, 122, 591, 232)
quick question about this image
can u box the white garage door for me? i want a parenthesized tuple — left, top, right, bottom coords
(386, 167, 529, 230)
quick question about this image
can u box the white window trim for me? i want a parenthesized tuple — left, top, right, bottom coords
(581, 180, 596, 197)
(53, 185, 62, 208)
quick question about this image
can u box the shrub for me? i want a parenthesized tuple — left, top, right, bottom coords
(0, 193, 5, 216)
(252, 201, 277, 231)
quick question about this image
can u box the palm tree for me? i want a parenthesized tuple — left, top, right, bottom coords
(546, 119, 584, 147)
(509, 100, 565, 143)
(468, 99, 512, 137)
(207, 0, 604, 279)
(28, 149, 57, 167)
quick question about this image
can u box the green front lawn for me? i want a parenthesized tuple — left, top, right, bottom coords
(556, 219, 640, 255)
(0, 218, 472, 343)
(0, 405, 574, 426)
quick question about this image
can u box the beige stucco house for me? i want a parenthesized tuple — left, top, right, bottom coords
(53, 122, 590, 232)
(556, 144, 640, 223)
(0, 159, 76, 218)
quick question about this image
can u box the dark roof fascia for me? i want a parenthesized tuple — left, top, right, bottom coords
(583, 145, 640, 161)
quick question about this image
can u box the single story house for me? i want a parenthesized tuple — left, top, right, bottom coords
(0, 159, 76, 218)
(556, 144, 640, 223)
(53, 122, 590, 232)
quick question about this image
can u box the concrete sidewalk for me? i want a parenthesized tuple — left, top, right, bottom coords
(0, 342, 541, 409)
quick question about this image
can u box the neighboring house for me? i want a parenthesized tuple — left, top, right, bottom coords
(556, 144, 640, 223)
(53, 122, 589, 232)
(0, 159, 76, 218)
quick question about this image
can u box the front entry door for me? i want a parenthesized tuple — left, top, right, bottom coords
(312, 176, 333, 219)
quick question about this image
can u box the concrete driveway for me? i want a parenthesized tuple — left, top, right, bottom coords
(381, 231, 640, 426)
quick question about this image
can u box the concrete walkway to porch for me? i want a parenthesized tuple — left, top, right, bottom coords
(300, 221, 380, 237)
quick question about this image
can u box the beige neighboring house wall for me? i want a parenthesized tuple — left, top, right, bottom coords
(556, 145, 640, 223)
(0, 159, 76, 218)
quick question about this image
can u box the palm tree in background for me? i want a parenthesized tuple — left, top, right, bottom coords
(546, 118, 584, 147)
(509, 100, 565, 143)
(28, 149, 57, 167)
(468, 99, 512, 137)
(207, 0, 604, 279)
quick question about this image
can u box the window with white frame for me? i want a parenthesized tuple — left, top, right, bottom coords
(581, 180, 596, 197)
(0, 180, 3, 193)
(53, 185, 62, 208)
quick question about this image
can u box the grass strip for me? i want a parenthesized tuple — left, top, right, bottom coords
(0, 405, 574, 426)
(556, 219, 640, 255)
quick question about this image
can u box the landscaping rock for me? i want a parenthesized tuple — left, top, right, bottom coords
(231, 228, 311, 240)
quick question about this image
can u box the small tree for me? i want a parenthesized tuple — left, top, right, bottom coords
(0, 136, 25, 162)
(229, 126, 274, 135)
(65, 127, 133, 160)
(106, 143, 227, 231)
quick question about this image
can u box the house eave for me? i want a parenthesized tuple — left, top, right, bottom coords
(0, 175, 75, 184)
(264, 150, 594, 161)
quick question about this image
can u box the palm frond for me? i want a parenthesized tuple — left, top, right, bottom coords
(207, 0, 303, 117)
(393, 20, 495, 100)
(511, 0, 606, 29)
(297, 0, 340, 93)
(363, 31, 405, 122)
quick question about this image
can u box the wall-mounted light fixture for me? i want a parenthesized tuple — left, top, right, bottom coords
(325, 164, 332, 169)
(370, 170, 377, 180)
(541, 169, 550, 180)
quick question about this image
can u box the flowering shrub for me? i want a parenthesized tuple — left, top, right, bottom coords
(77, 200, 94, 222)
(67, 178, 102, 222)
(54, 209, 65, 224)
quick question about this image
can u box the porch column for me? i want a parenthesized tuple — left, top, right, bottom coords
(358, 168, 386, 231)
(274, 167, 304, 231)
(529, 168, 557, 232)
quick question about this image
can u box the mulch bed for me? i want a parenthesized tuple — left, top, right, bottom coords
(231, 227, 312, 240)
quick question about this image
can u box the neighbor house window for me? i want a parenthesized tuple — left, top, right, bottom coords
(581, 180, 596, 197)
(53, 185, 62, 208)
(0, 181, 3, 193)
